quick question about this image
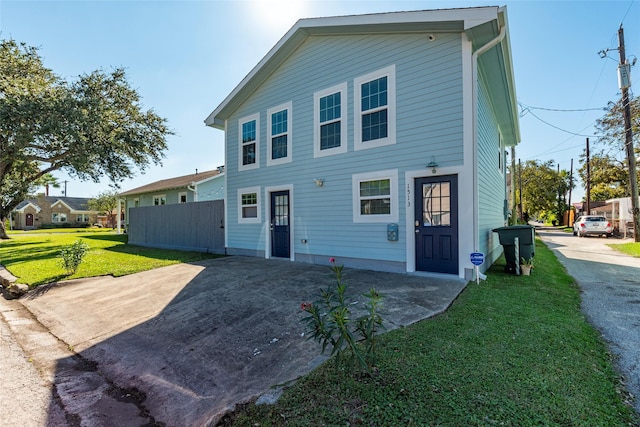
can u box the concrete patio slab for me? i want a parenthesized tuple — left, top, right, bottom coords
(14, 256, 467, 426)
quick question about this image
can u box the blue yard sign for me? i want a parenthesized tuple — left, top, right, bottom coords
(470, 252, 484, 266)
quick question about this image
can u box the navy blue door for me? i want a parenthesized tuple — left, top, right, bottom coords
(270, 190, 290, 258)
(415, 175, 458, 274)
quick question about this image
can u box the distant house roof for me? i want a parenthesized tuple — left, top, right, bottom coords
(119, 170, 222, 197)
(14, 196, 93, 212)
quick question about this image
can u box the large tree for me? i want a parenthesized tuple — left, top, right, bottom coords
(0, 39, 172, 238)
(88, 189, 119, 229)
(518, 159, 573, 223)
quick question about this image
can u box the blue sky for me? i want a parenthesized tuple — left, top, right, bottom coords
(1, 0, 638, 202)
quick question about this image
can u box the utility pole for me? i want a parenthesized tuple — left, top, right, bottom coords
(586, 138, 591, 215)
(568, 158, 574, 226)
(518, 158, 523, 223)
(618, 25, 639, 241)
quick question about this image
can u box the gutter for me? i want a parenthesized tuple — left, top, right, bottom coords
(187, 183, 197, 202)
(471, 13, 507, 255)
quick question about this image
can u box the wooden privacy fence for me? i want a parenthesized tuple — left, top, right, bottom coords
(127, 200, 225, 254)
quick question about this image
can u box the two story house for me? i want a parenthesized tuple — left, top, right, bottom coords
(205, 7, 520, 278)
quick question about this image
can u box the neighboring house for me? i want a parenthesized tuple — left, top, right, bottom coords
(205, 7, 520, 278)
(118, 168, 225, 224)
(11, 195, 98, 230)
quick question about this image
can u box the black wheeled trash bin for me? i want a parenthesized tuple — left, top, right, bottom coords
(492, 225, 535, 274)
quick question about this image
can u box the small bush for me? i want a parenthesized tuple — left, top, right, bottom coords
(59, 239, 89, 275)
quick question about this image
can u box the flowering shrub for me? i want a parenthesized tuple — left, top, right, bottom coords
(59, 239, 89, 275)
(300, 258, 384, 374)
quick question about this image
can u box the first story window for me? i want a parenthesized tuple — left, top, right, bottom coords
(352, 169, 399, 223)
(134, 198, 140, 207)
(179, 192, 187, 204)
(153, 195, 166, 206)
(237, 186, 261, 224)
(52, 213, 67, 223)
(76, 214, 90, 222)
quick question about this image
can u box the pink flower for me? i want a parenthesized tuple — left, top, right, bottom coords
(329, 257, 336, 263)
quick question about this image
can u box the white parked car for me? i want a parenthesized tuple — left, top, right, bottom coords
(573, 215, 612, 238)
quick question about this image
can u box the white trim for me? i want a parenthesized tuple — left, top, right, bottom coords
(14, 202, 41, 213)
(404, 166, 470, 278)
(238, 113, 260, 171)
(266, 101, 293, 166)
(153, 194, 166, 206)
(354, 64, 396, 151)
(51, 200, 73, 211)
(264, 184, 294, 261)
(237, 186, 261, 224)
(313, 82, 348, 158)
(224, 120, 229, 248)
(352, 169, 399, 223)
(178, 191, 188, 204)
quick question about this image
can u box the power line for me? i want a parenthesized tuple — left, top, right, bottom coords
(525, 109, 598, 137)
(518, 102, 606, 113)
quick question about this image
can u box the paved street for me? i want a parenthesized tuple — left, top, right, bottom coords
(536, 227, 640, 414)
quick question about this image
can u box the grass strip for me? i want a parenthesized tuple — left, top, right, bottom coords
(223, 239, 639, 426)
(0, 231, 221, 286)
(608, 241, 640, 257)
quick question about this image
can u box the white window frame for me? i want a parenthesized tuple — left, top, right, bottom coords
(238, 113, 260, 171)
(76, 213, 90, 222)
(153, 195, 166, 206)
(314, 82, 348, 158)
(354, 64, 396, 151)
(237, 186, 261, 224)
(133, 198, 140, 207)
(52, 213, 68, 223)
(178, 192, 188, 204)
(266, 101, 293, 166)
(352, 169, 399, 223)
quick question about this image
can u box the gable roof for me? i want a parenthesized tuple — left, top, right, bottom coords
(204, 6, 519, 145)
(119, 170, 222, 197)
(14, 196, 93, 212)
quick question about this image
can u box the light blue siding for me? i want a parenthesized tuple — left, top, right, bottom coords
(477, 75, 507, 267)
(196, 175, 224, 201)
(225, 33, 464, 266)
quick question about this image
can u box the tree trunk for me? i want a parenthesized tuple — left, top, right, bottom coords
(0, 216, 10, 239)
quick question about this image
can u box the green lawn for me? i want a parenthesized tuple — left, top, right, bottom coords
(609, 241, 640, 257)
(0, 230, 221, 285)
(222, 239, 639, 426)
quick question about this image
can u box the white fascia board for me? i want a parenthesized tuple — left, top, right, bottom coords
(14, 202, 41, 213)
(205, 7, 500, 129)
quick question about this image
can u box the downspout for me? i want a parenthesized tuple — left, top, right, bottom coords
(187, 182, 197, 202)
(471, 21, 506, 254)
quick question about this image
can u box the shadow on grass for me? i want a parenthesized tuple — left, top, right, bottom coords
(103, 243, 223, 263)
(78, 234, 129, 244)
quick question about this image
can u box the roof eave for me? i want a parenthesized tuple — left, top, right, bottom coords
(205, 7, 502, 127)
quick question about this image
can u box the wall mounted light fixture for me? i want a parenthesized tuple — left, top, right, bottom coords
(427, 157, 438, 174)
(314, 178, 324, 187)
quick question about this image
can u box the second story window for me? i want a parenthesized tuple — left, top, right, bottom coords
(314, 83, 347, 158)
(238, 113, 260, 171)
(355, 65, 396, 150)
(267, 102, 292, 166)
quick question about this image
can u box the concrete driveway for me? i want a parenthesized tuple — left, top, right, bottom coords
(2, 256, 466, 426)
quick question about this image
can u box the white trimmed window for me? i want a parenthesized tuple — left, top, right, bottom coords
(267, 102, 292, 166)
(352, 169, 399, 223)
(153, 195, 166, 206)
(238, 187, 261, 224)
(76, 214, 90, 222)
(52, 213, 67, 223)
(314, 83, 348, 158)
(354, 65, 396, 150)
(178, 192, 187, 204)
(238, 113, 260, 171)
(133, 198, 140, 207)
